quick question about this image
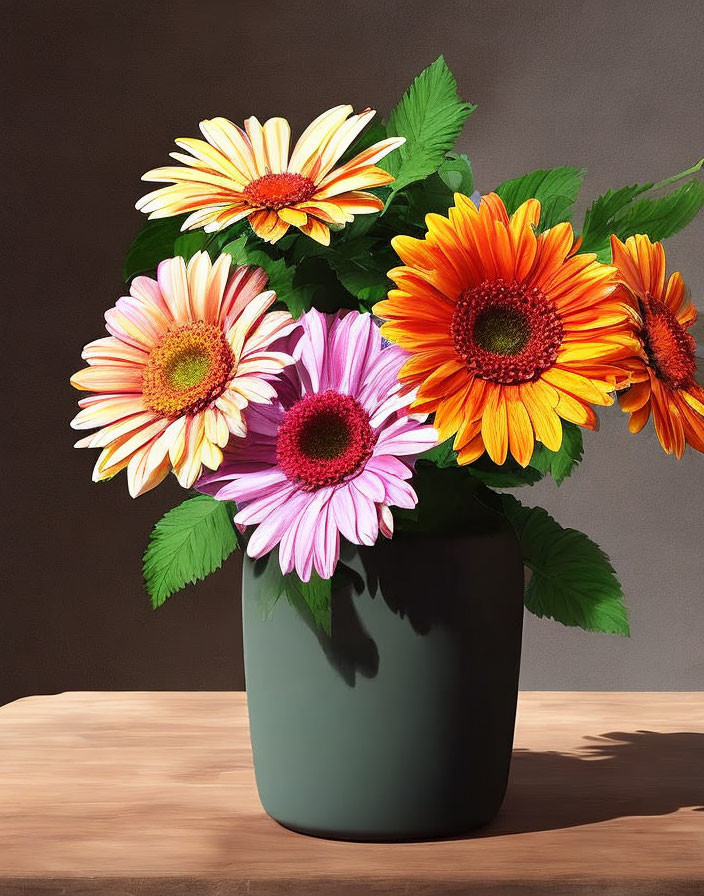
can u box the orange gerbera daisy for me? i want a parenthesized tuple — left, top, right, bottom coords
(70, 251, 294, 496)
(136, 107, 404, 246)
(374, 192, 640, 466)
(611, 234, 704, 457)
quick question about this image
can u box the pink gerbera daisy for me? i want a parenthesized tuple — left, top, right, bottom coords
(197, 310, 438, 581)
(70, 251, 295, 496)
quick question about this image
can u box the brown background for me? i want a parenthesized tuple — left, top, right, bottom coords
(2, 0, 703, 707)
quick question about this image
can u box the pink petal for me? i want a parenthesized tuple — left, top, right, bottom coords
(294, 308, 328, 395)
(375, 418, 439, 456)
(235, 480, 298, 525)
(330, 485, 359, 544)
(157, 256, 190, 322)
(313, 500, 339, 580)
(352, 468, 386, 503)
(365, 454, 413, 481)
(378, 504, 394, 539)
(349, 482, 378, 546)
(380, 476, 417, 510)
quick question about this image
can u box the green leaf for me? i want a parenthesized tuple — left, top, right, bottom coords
(580, 184, 651, 255)
(380, 56, 475, 205)
(173, 230, 207, 262)
(529, 422, 584, 485)
(329, 258, 390, 305)
(438, 153, 474, 194)
(123, 216, 188, 280)
(222, 236, 316, 317)
(250, 552, 287, 622)
(143, 495, 238, 609)
(501, 496, 629, 635)
(395, 464, 495, 534)
(283, 571, 332, 635)
(467, 454, 544, 488)
(324, 237, 396, 307)
(609, 180, 704, 250)
(404, 154, 475, 224)
(580, 159, 704, 262)
(418, 437, 458, 468)
(495, 166, 586, 229)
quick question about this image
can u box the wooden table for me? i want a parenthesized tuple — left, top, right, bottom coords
(0, 692, 702, 894)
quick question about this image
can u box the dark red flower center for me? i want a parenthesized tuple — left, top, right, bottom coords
(276, 390, 377, 490)
(243, 172, 316, 211)
(450, 279, 564, 384)
(641, 297, 697, 390)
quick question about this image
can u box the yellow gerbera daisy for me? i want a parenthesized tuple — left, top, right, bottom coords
(612, 234, 704, 457)
(374, 192, 640, 467)
(70, 251, 294, 496)
(136, 106, 404, 246)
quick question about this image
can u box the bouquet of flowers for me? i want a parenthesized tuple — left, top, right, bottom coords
(71, 57, 704, 636)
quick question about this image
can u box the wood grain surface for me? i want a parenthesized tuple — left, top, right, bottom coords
(0, 691, 702, 895)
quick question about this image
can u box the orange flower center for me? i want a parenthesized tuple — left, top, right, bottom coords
(142, 322, 235, 418)
(243, 172, 316, 211)
(276, 390, 377, 490)
(641, 297, 697, 390)
(451, 279, 564, 384)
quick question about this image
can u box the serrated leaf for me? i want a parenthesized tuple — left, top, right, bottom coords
(123, 216, 188, 280)
(284, 571, 332, 635)
(580, 159, 704, 261)
(143, 495, 238, 608)
(580, 183, 651, 254)
(609, 181, 704, 255)
(495, 166, 586, 230)
(529, 422, 584, 485)
(501, 495, 629, 635)
(222, 236, 316, 317)
(380, 56, 475, 205)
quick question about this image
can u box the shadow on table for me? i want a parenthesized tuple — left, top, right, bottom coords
(478, 729, 704, 837)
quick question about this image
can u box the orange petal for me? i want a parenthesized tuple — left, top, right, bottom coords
(481, 387, 509, 465)
(506, 397, 535, 466)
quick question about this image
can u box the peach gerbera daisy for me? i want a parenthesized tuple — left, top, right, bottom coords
(611, 234, 704, 457)
(70, 251, 295, 496)
(136, 107, 405, 246)
(374, 192, 640, 467)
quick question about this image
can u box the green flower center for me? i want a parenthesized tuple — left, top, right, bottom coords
(164, 349, 212, 390)
(473, 307, 532, 356)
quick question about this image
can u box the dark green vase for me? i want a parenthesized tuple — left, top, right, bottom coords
(242, 518, 524, 842)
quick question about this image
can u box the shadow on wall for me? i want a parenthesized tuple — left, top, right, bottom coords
(479, 730, 704, 837)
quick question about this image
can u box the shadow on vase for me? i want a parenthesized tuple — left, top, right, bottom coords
(476, 729, 704, 837)
(290, 572, 380, 687)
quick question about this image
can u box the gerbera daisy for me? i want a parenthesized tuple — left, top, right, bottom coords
(196, 310, 438, 581)
(611, 233, 704, 457)
(373, 192, 640, 467)
(70, 251, 295, 496)
(136, 107, 405, 246)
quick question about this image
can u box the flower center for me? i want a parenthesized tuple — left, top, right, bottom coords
(450, 279, 564, 384)
(243, 172, 316, 211)
(142, 321, 235, 417)
(276, 390, 377, 490)
(641, 297, 697, 390)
